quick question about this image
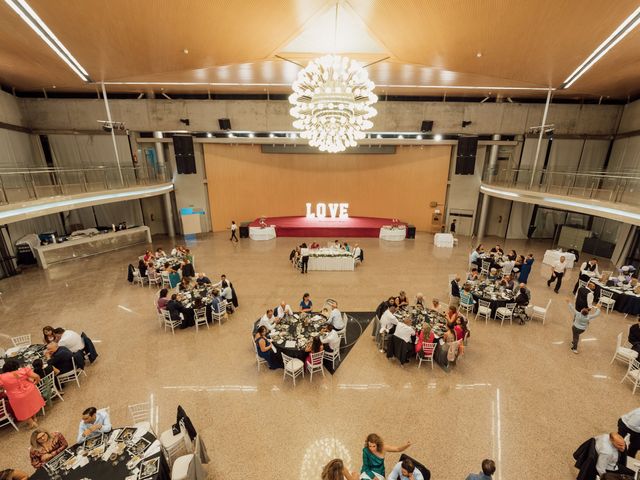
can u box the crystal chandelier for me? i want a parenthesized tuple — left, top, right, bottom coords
(289, 55, 378, 153)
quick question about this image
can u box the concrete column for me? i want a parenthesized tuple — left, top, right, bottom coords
(487, 133, 501, 181)
(153, 131, 176, 238)
(478, 134, 501, 242)
(477, 194, 490, 243)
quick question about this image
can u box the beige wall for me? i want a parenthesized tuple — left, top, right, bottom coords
(204, 144, 451, 232)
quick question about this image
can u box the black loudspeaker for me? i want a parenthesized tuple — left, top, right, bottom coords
(218, 118, 231, 130)
(239, 226, 249, 238)
(420, 120, 433, 132)
(406, 225, 416, 239)
(173, 135, 196, 174)
(455, 136, 478, 175)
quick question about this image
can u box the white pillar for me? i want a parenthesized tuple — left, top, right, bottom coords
(153, 131, 176, 238)
(100, 82, 124, 186)
(530, 89, 553, 188)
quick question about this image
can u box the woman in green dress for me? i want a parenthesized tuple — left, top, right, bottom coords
(360, 433, 411, 479)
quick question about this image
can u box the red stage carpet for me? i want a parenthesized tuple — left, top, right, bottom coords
(249, 216, 407, 238)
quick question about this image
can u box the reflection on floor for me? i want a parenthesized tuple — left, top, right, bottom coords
(0, 233, 637, 480)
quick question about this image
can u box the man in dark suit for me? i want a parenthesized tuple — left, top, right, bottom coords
(45, 342, 74, 375)
(181, 258, 195, 279)
(629, 316, 640, 355)
(575, 282, 595, 312)
(450, 275, 461, 307)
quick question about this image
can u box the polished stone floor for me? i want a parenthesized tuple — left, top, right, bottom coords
(0, 233, 637, 480)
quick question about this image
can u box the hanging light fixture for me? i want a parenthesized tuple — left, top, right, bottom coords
(289, 55, 378, 153)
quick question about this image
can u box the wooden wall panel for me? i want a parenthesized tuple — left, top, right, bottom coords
(204, 144, 451, 232)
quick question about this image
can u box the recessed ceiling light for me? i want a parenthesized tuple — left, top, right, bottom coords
(476, 52, 482, 58)
(398, 135, 404, 139)
(416, 134, 422, 140)
(434, 134, 443, 141)
(248, 133, 254, 138)
(269, 133, 275, 138)
(183, 48, 189, 54)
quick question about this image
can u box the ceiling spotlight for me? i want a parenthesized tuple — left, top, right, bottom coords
(416, 134, 422, 140)
(434, 134, 443, 141)
(269, 133, 275, 138)
(376, 134, 382, 139)
(183, 48, 189, 54)
(206, 133, 212, 138)
(248, 133, 254, 138)
(398, 135, 404, 139)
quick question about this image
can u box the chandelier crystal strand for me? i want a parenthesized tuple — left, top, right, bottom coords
(289, 55, 378, 153)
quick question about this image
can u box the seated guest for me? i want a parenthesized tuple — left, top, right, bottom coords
(211, 289, 225, 314)
(415, 324, 433, 354)
(45, 342, 74, 375)
(507, 250, 517, 261)
(221, 280, 234, 301)
(344, 242, 351, 252)
(469, 245, 484, 267)
(181, 258, 195, 279)
(143, 250, 153, 262)
(166, 264, 181, 288)
(167, 294, 186, 321)
(465, 459, 496, 480)
(393, 317, 415, 344)
(415, 293, 425, 308)
(628, 316, 640, 355)
(310, 241, 321, 249)
(304, 336, 324, 368)
(320, 324, 341, 352)
(276, 301, 294, 318)
(450, 275, 461, 306)
(446, 305, 459, 327)
(595, 432, 634, 477)
(618, 407, 640, 458)
(379, 305, 398, 335)
(456, 315, 470, 341)
(53, 328, 84, 353)
(137, 259, 147, 277)
(514, 287, 530, 325)
(147, 262, 156, 276)
(196, 272, 211, 284)
(388, 457, 424, 480)
(300, 293, 313, 312)
(353, 244, 362, 259)
(500, 275, 515, 291)
(490, 245, 504, 255)
(397, 291, 409, 307)
(467, 268, 479, 282)
(443, 324, 457, 343)
(155, 247, 166, 258)
(430, 298, 445, 315)
(321, 458, 357, 480)
(32, 358, 58, 381)
(329, 302, 345, 330)
(257, 309, 278, 332)
(178, 276, 193, 292)
(77, 406, 112, 443)
(487, 268, 500, 282)
(254, 326, 278, 369)
(42, 326, 55, 344)
(30, 429, 68, 468)
(157, 288, 170, 312)
(517, 283, 531, 302)
(460, 284, 476, 307)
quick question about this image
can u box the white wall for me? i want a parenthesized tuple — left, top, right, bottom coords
(0, 90, 25, 126)
(608, 98, 640, 173)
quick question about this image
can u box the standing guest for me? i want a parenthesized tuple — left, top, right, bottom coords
(275, 301, 294, 318)
(0, 359, 44, 429)
(304, 336, 324, 368)
(254, 326, 278, 369)
(568, 303, 601, 354)
(300, 293, 313, 312)
(196, 272, 211, 285)
(30, 429, 68, 468)
(42, 326, 55, 344)
(628, 316, 640, 355)
(230, 220, 239, 242)
(300, 243, 310, 274)
(328, 302, 345, 330)
(379, 305, 398, 334)
(0, 469, 29, 480)
(518, 253, 534, 284)
(450, 275, 461, 306)
(77, 407, 112, 443)
(45, 343, 74, 375)
(465, 459, 496, 480)
(137, 259, 147, 277)
(320, 324, 341, 353)
(344, 242, 351, 252)
(573, 258, 600, 294)
(53, 328, 84, 353)
(507, 250, 517, 261)
(157, 288, 170, 312)
(257, 309, 278, 332)
(181, 258, 195, 279)
(575, 282, 595, 312)
(618, 407, 640, 458)
(393, 317, 416, 344)
(360, 433, 411, 480)
(595, 432, 634, 477)
(321, 458, 357, 480)
(388, 457, 424, 480)
(547, 256, 567, 293)
(450, 218, 456, 234)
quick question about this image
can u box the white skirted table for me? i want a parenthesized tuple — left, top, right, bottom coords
(249, 226, 276, 240)
(434, 233, 454, 247)
(379, 226, 406, 241)
(543, 250, 576, 269)
(308, 249, 355, 271)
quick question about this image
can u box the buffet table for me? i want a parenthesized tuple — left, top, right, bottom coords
(308, 249, 355, 271)
(543, 249, 576, 269)
(34, 226, 151, 269)
(434, 233, 454, 248)
(379, 226, 406, 241)
(249, 226, 276, 240)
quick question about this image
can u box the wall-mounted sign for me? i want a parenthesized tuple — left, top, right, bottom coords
(305, 202, 349, 219)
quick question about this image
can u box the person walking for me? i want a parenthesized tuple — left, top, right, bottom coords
(547, 255, 567, 293)
(568, 302, 600, 354)
(300, 243, 309, 274)
(230, 220, 239, 242)
(450, 218, 456, 235)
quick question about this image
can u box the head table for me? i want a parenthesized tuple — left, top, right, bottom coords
(307, 248, 355, 271)
(30, 424, 169, 480)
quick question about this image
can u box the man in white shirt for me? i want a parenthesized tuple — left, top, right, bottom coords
(320, 324, 341, 352)
(573, 259, 600, 294)
(618, 407, 640, 457)
(257, 309, 277, 332)
(594, 432, 633, 477)
(329, 304, 344, 331)
(546, 255, 567, 294)
(54, 328, 84, 353)
(379, 305, 398, 334)
(275, 301, 293, 318)
(393, 317, 415, 344)
(388, 458, 424, 480)
(353, 244, 362, 260)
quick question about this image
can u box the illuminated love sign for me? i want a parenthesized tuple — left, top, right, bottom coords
(306, 203, 349, 219)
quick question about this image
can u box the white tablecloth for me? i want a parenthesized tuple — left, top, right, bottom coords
(434, 233, 454, 247)
(379, 226, 406, 241)
(308, 250, 355, 271)
(249, 226, 276, 240)
(542, 250, 576, 269)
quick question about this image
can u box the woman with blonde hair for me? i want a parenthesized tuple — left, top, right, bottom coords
(29, 429, 68, 468)
(321, 458, 357, 480)
(360, 433, 411, 479)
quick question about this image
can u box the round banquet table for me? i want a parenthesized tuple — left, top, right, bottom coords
(30, 427, 169, 480)
(471, 283, 516, 317)
(1, 344, 46, 368)
(592, 281, 640, 316)
(391, 306, 450, 367)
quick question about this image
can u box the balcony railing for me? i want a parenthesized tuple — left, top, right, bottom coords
(483, 167, 640, 207)
(0, 164, 170, 205)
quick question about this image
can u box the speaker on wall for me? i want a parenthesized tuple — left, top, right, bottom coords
(406, 225, 416, 239)
(455, 136, 478, 175)
(218, 118, 231, 130)
(173, 135, 197, 174)
(420, 120, 433, 132)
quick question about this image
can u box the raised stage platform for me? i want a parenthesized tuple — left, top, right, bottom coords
(249, 216, 407, 238)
